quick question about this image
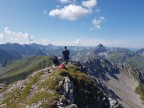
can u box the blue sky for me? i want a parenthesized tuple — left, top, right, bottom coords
(0, 0, 144, 48)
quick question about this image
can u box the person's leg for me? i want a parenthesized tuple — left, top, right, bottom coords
(65, 60, 69, 64)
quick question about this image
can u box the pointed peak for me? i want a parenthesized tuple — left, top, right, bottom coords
(97, 44, 105, 48)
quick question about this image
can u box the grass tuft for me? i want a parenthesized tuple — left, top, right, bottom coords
(28, 92, 60, 105)
(135, 83, 144, 101)
(20, 72, 42, 99)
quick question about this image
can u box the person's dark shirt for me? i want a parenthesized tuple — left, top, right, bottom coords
(52, 56, 59, 66)
(62, 49, 69, 60)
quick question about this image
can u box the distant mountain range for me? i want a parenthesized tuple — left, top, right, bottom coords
(0, 43, 46, 56)
(1, 43, 144, 71)
(1, 42, 144, 74)
(0, 43, 46, 66)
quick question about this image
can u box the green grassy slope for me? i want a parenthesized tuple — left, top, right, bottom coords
(135, 83, 144, 101)
(0, 56, 52, 84)
(127, 55, 144, 73)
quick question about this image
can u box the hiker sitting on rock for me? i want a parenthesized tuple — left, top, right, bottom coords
(50, 56, 59, 68)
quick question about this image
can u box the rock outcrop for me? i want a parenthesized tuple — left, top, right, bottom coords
(57, 77, 75, 108)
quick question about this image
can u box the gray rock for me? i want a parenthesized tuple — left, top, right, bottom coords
(0, 84, 6, 89)
(65, 104, 78, 108)
(57, 77, 74, 107)
(0, 104, 6, 108)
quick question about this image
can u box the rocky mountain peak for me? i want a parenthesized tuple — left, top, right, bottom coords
(97, 44, 105, 48)
(97, 44, 106, 51)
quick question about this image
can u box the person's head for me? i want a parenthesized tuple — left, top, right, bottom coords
(64, 46, 67, 50)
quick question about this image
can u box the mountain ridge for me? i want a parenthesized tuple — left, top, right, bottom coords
(0, 63, 117, 108)
(0, 56, 144, 107)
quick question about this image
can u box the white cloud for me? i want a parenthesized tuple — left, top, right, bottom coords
(4, 27, 11, 34)
(1, 27, 34, 44)
(49, 0, 100, 23)
(82, 0, 97, 9)
(48, 0, 104, 31)
(0, 27, 53, 45)
(92, 17, 105, 29)
(49, 4, 91, 21)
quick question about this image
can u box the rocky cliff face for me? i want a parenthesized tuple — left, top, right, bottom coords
(82, 59, 144, 108)
(0, 64, 111, 108)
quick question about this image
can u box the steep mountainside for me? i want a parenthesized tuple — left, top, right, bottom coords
(106, 48, 135, 63)
(0, 49, 14, 67)
(127, 55, 144, 73)
(136, 48, 144, 56)
(0, 56, 52, 84)
(83, 59, 144, 108)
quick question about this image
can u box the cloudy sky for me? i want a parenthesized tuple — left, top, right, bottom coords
(0, 0, 144, 48)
